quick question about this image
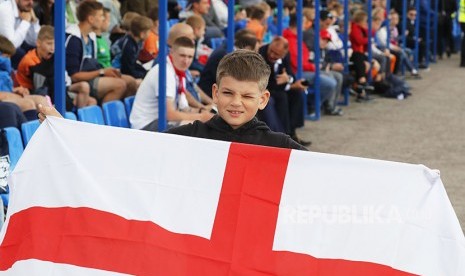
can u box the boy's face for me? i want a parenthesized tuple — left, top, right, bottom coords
(89, 9, 104, 31)
(212, 76, 270, 129)
(37, 38, 55, 60)
(194, 25, 206, 39)
(193, 0, 210, 15)
(170, 46, 195, 71)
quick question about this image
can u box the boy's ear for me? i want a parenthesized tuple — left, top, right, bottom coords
(212, 84, 219, 104)
(258, 90, 270, 110)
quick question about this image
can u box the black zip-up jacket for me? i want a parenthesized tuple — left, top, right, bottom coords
(166, 115, 307, 151)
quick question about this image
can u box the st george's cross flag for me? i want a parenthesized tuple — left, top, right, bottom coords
(0, 117, 464, 275)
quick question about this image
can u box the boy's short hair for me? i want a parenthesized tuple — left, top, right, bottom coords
(250, 6, 265, 20)
(0, 35, 15, 56)
(147, 7, 159, 22)
(234, 29, 257, 49)
(216, 50, 270, 92)
(76, 0, 104, 22)
(172, 36, 195, 50)
(185, 14, 206, 29)
(121, 12, 140, 30)
(130, 16, 153, 37)
(38, 25, 54, 41)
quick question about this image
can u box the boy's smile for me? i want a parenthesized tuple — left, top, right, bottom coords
(212, 76, 269, 129)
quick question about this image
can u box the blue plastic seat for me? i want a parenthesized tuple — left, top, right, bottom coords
(102, 100, 129, 128)
(4, 127, 24, 171)
(77, 105, 105, 125)
(210, 37, 226, 49)
(124, 96, 135, 117)
(21, 120, 40, 146)
(65, 111, 77, 120)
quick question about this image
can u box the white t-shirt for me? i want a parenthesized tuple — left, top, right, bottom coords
(130, 57, 189, 130)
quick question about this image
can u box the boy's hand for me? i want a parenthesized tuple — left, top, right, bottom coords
(291, 79, 309, 91)
(37, 104, 63, 123)
(13, 87, 30, 97)
(276, 68, 290, 85)
(331, 63, 344, 71)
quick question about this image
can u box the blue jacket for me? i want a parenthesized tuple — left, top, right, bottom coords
(65, 24, 101, 77)
(0, 55, 13, 92)
(120, 35, 147, 79)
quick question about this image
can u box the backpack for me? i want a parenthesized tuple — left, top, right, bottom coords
(375, 74, 411, 99)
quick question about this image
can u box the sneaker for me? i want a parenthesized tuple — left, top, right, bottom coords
(325, 107, 344, 116)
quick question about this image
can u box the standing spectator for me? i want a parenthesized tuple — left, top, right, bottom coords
(0, 0, 41, 69)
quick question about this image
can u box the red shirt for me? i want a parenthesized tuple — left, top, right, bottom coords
(349, 22, 369, 54)
(282, 28, 315, 73)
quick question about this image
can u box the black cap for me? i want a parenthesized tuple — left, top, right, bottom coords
(320, 10, 334, 20)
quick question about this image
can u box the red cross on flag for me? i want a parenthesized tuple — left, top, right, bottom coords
(0, 117, 464, 275)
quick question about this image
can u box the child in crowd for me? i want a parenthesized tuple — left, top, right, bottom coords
(246, 5, 267, 44)
(38, 50, 307, 150)
(120, 15, 153, 80)
(17, 26, 96, 109)
(96, 8, 112, 69)
(142, 7, 160, 58)
(0, 36, 42, 121)
(185, 14, 213, 72)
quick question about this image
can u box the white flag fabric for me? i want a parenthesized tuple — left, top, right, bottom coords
(0, 117, 463, 275)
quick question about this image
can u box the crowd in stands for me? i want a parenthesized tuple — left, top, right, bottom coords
(1, 0, 464, 140)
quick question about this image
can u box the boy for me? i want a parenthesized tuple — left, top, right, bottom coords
(96, 8, 112, 69)
(39, 50, 307, 150)
(120, 15, 153, 79)
(142, 7, 159, 58)
(17, 26, 96, 108)
(129, 36, 213, 131)
(185, 14, 212, 73)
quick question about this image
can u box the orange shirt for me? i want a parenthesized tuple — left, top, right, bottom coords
(246, 19, 265, 42)
(143, 30, 159, 57)
(17, 49, 41, 90)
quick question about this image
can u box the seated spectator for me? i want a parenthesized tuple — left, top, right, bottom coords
(259, 37, 311, 145)
(142, 7, 160, 58)
(179, 0, 223, 47)
(198, 29, 258, 97)
(16, 26, 96, 109)
(0, 0, 41, 69)
(185, 14, 213, 73)
(65, 0, 138, 103)
(246, 5, 267, 44)
(283, 14, 342, 116)
(130, 37, 214, 131)
(34, 0, 54, 26)
(0, 102, 31, 129)
(97, 0, 125, 44)
(120, 15, 152, 80)
(96, 8, 112, 69)
(0, 36, 44, 118)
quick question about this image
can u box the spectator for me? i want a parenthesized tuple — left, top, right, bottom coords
(65, 0, 137, 103)
(120, 15, 152, 80)
(129, 37, 214, 131)
(198, 29, 258, 97)
(259, 37, 311, 146)
(97, 0, 125, 44)
(0, 35, 43, 119)
(405, 6, 427, 69)
(246, 5, 267, 43)
(143, 7, 159, 58)
(34, 0, 54, 26)
(0, 0, 41, 69)
(186, 14, 213, 73)
(283, 14, 342, 116)
(0, 102, 30, 129)
(16, 26, 96, 109)
(96, 8, 112, 69)
(179, 0, 224, 46)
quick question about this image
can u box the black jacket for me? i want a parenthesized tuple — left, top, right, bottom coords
(258, 44, 295, 94)
(166, 115, 307, 150)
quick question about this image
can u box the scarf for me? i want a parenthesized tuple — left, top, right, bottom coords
(169, 54, 186, 95)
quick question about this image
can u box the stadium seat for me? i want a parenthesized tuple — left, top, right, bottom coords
(4, 127, 24, 171)
(102, 100, 129, 128)
(77, 105, 105, 125)
(21, 120, 40, 146)
(210, 38, 225, 49)
(65, 112, 77, 120)
(124, 96, 135, 117)
(168, 19, 179, 27)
